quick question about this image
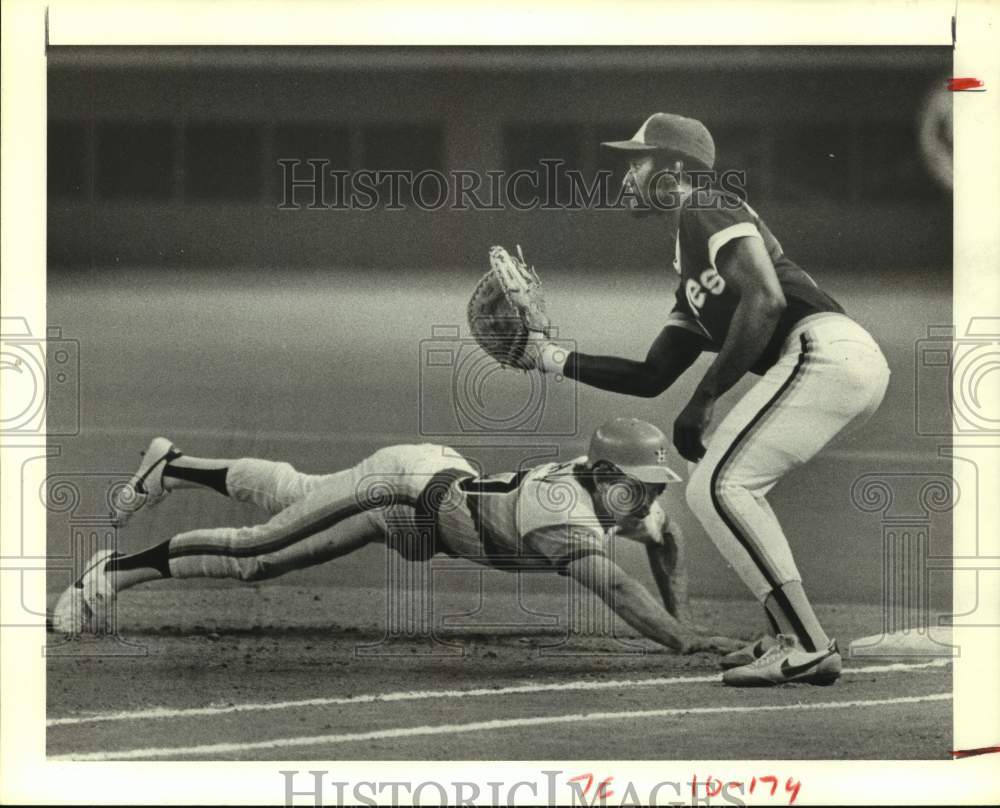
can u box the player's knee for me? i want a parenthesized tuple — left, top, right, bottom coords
(685, 465, 750, 525)
(712, 478, 750, 514)
(228, 459, 307, 511)
(236, 555, 279, 582)
(270, 461, 311, 505)
(227, 524, 271, 550)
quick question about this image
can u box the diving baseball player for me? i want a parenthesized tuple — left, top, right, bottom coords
(51, 418, 742, 656)
(527, 113, 891, 686)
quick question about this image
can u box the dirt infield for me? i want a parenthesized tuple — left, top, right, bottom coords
(47, 588, 952, 760)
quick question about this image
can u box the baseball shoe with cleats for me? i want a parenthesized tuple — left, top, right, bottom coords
(720, 634, 779, 670)
(722, 634, 841, 687)
(50, 549, 120, 635)
(110, 436, 182, 527)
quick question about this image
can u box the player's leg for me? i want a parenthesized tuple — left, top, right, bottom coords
(165, 444, 467, 516)
(685, 319, 889, 675)
(53, 509, 384, 635)
(54, 478, 384, 634)
(54, 444, 474, 632)
(55, 449, 395, 633)
(110, 444, 479, 589)
(108, 449, 412, 592)
(687, 370, 827, 646)
(110, 437, 330, 526)
(123, 509, 382, 588)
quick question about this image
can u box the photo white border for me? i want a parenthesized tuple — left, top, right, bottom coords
(2, 0, 997, 803)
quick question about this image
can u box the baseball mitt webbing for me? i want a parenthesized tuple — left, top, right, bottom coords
(467, 245, 550, 370)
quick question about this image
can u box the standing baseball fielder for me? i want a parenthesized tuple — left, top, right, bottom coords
(52, 418, 741, 656)
(528, 113, 891, 686)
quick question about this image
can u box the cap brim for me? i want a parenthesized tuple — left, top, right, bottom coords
(600, 139, 662, 152)
(618, 464, 683, 484)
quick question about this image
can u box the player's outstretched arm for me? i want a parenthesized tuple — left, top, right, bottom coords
(564, 552, 742, 654)
(554, 325, 708, 398)
(614, 502, 696, 626)
(645, 517, 695, 626)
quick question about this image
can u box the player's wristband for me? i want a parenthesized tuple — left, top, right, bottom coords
(539, 342, 570, 375)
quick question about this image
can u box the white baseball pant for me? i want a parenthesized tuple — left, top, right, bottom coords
(684, 312, 890, 636)
(167, 444, 475, 581)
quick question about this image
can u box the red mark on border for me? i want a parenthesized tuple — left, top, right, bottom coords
(947, 77, 985, 92)
(951, 745, 1000, 759)
(692, 774, 801, 805)
(567, 773, 614, 799)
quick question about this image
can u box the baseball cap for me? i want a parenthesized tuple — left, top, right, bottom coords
(587, 417, 682, 485)
(602, 113, 716, 170)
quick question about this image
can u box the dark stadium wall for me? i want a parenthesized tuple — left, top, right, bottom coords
(47, 48, 952, 274)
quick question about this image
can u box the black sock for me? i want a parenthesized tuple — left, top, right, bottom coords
(107, 539, 172, 578)
(763, 605, 781, 636)
(163, 465, 229, 496)
(764, 586, 827, 652)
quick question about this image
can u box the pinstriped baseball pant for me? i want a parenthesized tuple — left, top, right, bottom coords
(684, 313, 890, 609)
(166, 444, 475, 581)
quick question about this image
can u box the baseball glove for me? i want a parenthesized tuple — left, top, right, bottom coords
(467, 245, 551, 370)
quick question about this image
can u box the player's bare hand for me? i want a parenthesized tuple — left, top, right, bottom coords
(673, 392, 715, 463)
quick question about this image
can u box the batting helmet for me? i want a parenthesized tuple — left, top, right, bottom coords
(602, 113, 716, 171)
(586, 418, 682, 484)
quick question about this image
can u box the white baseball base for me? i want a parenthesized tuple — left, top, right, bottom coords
(849, 626, 955, 658)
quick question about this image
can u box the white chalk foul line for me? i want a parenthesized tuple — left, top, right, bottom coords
(48, 658, 950, 728)
(51, 692, 952, 761)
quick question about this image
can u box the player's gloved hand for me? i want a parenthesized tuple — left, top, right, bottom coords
(467, 245, 552, 371)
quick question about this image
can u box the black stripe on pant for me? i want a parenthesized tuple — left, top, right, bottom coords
(708, 333, 812, 642)
(170, 467, 473, 561)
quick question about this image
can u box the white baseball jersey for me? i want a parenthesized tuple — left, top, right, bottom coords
(435, 456, 667, 573)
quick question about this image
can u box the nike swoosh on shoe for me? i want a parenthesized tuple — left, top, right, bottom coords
(780, 648, 836, 678)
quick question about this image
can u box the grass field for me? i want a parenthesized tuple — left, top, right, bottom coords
(44, 267, 954, 760)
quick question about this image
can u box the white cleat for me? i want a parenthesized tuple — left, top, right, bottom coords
(110, 436, 182, 527)
(720, 634, 779, 670)
(50, 549, 119, 635)
(722, 634, 842, 687)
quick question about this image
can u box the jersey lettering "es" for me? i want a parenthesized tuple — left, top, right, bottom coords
(666, 189, 845, 375)
(684, 267, 726, 312)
